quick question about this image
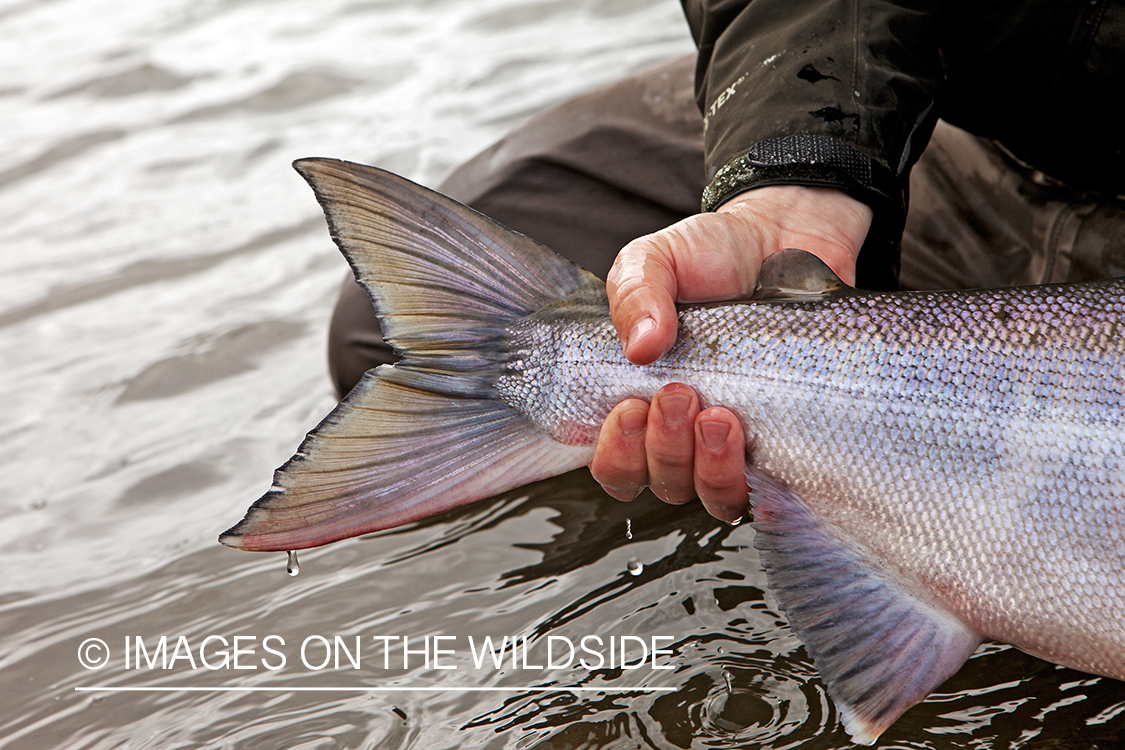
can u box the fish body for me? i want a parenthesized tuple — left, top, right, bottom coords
(221, 159, 1125, 744)
(501, 272, 1125, 726)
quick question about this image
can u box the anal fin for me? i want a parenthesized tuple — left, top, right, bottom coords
(750, 471, 982, 745)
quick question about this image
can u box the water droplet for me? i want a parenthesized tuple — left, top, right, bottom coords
(723, 670, 734, 694)
(286, 550, 300, 577)
(625, 518, 633, 540)
(717, 647, 724, 655)
(627, 557, 643, 576)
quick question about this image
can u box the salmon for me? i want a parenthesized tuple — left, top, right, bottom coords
(220, 158, 1125, 744)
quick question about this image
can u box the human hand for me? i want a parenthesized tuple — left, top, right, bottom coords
(590, 186, 872, 521)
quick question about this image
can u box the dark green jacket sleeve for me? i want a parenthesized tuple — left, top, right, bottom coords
(682, 0, 944, 289)
(682, 1, 1125, 289)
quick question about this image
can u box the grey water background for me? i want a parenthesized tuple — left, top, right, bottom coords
(1, 0, 1122, 747)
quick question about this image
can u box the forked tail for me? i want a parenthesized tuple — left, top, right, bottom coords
(220, 159, 602, 551)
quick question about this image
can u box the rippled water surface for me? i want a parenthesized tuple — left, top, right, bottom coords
(1, 1, 1122, 748)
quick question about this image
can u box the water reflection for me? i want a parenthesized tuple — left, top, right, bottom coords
(3, 470, 1124, 748)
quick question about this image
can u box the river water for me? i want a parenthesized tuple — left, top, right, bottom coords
(1, 1, 1122, 748)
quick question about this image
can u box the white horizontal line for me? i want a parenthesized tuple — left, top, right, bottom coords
(75, 686, 675, 693)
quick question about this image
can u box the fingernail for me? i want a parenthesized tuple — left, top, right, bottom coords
(658, 392, 691, 426)
(619, 406, 648, 437)
(626, 316, 656, 350)
(699, 420, 730, 451)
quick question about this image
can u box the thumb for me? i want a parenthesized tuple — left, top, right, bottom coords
(607, 213, 767, 365)
(606, 232, 680, 365)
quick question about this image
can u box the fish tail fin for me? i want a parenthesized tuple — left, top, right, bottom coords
(220, 159, 603, 552)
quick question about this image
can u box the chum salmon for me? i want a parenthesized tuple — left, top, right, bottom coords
(221, 158, 1125, 744)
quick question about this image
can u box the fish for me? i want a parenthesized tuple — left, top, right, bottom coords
(220, 158, 1125, 745)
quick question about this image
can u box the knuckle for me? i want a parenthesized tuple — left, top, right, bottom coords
(590, 456, 646, 487)
(651, 482, 694, 505)
(647, 442, 694, 467)
(700, 466, 746, 489)
(696, 468, 749, 499)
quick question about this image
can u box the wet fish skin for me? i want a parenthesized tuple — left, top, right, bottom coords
(501, 273, 1125, 738)
(220, 159, 1124, 744)
(507, 275, 1125, 607)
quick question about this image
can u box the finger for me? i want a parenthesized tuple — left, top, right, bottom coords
(694, 407, 751, 522)
(589, 398, 650, 501)
(606, 234, 679, 365)
(644, 384, 700, 505)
